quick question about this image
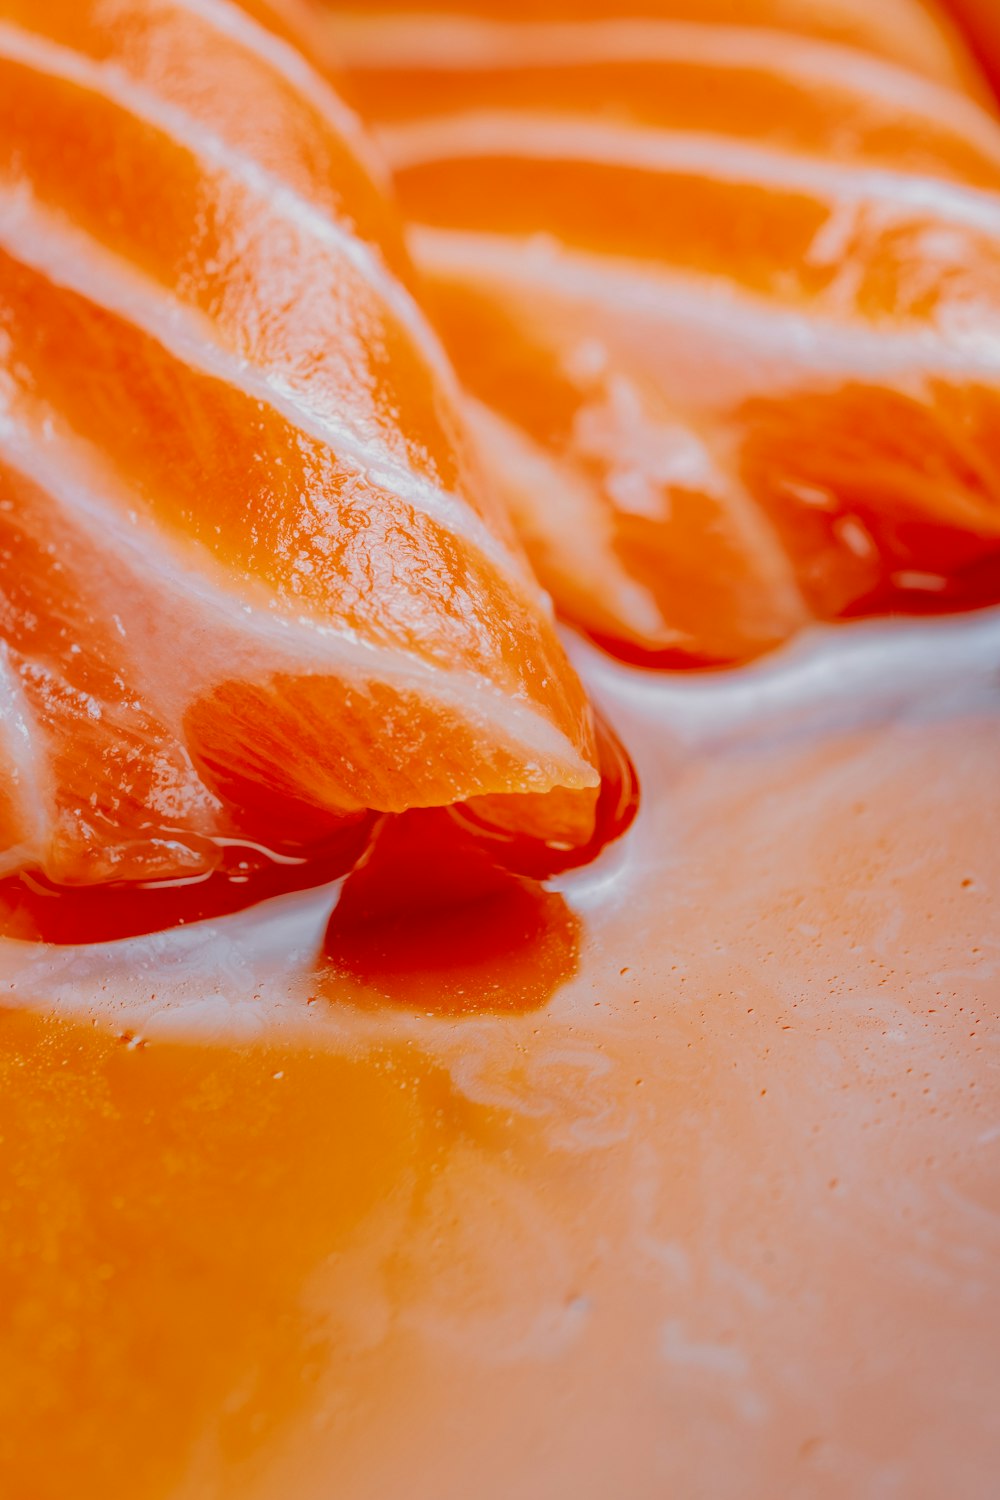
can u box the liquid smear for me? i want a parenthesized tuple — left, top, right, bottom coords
(0, 612, 998, 1500)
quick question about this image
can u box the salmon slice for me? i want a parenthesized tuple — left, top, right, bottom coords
(0, 0, 598, 886)
(328, 0, 1000, 664)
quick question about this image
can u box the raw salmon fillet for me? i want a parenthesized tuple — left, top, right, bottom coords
(329, 0, 1000, 664)
(0, 0, 598, 886)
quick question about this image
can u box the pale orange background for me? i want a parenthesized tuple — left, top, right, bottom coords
(1, 618, 997, 1499)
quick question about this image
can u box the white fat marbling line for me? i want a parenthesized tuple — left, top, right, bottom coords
(411, 227, 1000, 395)
(172, 0, 390, 188)
(331, 15, 1000, 155)
(0, 424, 597, 790)
(385, 113, 1000, 241)
(0, 188, 525, 591)
(0, 21, 450, 392)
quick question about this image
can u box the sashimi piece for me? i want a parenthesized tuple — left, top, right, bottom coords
(328, 0, 1000, 664)
(0, 0, 598, 887)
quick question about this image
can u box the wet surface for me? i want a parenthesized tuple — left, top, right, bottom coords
(0, 613, 998, 1499)
(320, 806, 582, 1014)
